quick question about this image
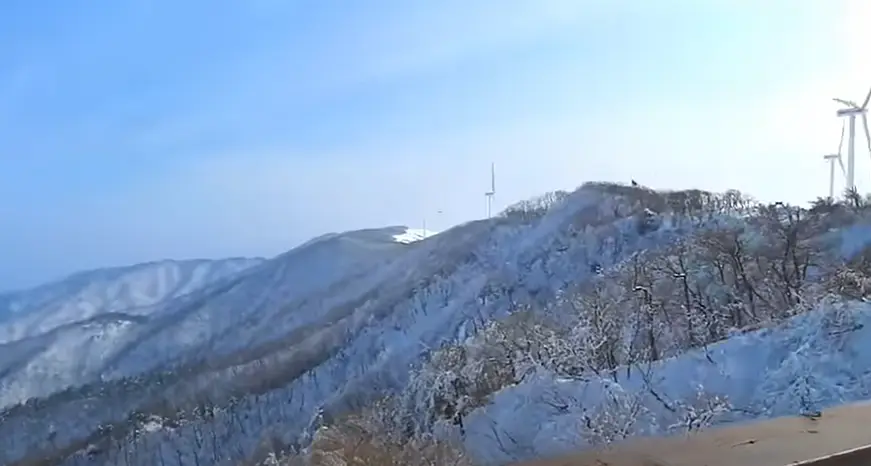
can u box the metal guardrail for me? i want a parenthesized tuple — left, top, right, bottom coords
(791, 444, 871, 466)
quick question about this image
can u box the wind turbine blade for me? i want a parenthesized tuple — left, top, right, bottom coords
(836, 119, 847, 175)
(863, 113, 871, 158)
(863, 86, 871, 109)
(839, 119, 846, 156)
(834, 97, 857, 108)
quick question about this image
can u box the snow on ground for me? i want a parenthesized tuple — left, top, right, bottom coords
(393, 227, 439, 244)
(837, 221, 871, 257)
(464, 299, 871, 465)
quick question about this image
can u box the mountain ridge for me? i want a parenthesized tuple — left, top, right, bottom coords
(0, 225, 436, 409)
(0, 257, 266, 343)
(0, 182, 694, 464)
(4, 184, 871, 466)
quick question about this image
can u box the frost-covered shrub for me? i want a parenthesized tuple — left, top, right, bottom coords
(500, 190, 570, 222)
(305, 399, 473, 466)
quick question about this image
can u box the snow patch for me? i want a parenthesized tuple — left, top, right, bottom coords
(393, 228, 438, 244)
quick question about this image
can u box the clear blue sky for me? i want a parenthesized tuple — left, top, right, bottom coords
(0, 0, 868, 291)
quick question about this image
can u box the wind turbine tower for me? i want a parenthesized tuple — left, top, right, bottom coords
(823, 121, 847, 200)
(823, 154, 841, 200)
(833, 86, 871, 193)
(484, 162, 496, 219)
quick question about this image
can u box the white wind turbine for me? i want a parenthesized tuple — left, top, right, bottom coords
(484, 162, 496, 219)
(833, 86, 871, 193)
(823, 121, 847, 200)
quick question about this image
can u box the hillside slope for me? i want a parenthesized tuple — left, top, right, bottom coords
(0, 257, 264, 344)
(0, 227, 421, 410)
(5, 184, 871, 466)
(464, 300, 871, 463)
(0, 184, 720, 465)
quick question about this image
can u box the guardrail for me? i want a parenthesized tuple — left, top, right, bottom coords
(792, 444, 871, 466)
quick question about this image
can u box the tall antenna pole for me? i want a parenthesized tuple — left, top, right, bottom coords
(485, 162, 496, 219)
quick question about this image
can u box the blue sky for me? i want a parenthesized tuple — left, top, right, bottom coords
(0, 0, 869, 291)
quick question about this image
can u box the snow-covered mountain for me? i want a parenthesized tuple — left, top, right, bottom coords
(0, 227, 427, 409)
(92, 225, 426, 379)
(0, 258, 265, 344)
(3, 184, 871, 466)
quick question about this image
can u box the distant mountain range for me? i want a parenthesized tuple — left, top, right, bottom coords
(4, 185, 871, 466)
(0, 257, 266, 343)
(0, 226, 432, 409)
